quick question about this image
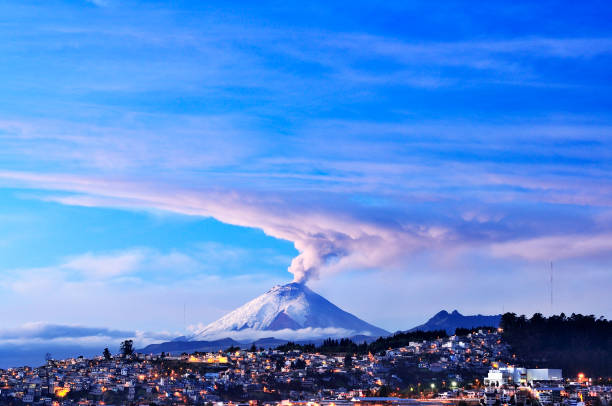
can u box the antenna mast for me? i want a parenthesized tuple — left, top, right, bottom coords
(550, 261, 553, 313)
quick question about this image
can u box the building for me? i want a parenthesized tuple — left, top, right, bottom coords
(484, 367, 562, 386)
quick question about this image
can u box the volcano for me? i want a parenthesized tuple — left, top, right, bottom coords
(190, 282, 389, 340)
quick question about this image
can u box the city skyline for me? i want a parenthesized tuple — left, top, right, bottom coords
(1, 0, 611, 357)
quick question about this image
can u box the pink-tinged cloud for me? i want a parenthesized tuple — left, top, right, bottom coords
(1, 170, 612, 283)
(490, 234, 612, 261)
(0, 171, 452, 282)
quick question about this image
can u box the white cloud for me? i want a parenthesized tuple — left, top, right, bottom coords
(0, 244, 284, 337)
(63, 251, 145, 278)
(0, 115, 260, 172)
(490, 234, 612, 261)
(1, 248, 202, 292)
(0, 322, 132, 340)
(0, 321, 175, 349)
(0, 171, 452, 283)
(2, 170, 612, 287)
(185, 326, 370, 342)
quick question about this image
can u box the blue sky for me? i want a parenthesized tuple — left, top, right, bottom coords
(0, 0, 611, 361)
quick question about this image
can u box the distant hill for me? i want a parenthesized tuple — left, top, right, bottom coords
(138, 334, 381, 355)
(139, 338, 241, 354)
(408, 310, 501, 334)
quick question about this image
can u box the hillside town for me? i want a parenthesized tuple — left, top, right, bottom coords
(1, 329, 610, 406)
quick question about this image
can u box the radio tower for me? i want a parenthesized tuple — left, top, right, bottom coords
(550, 261, 554, 314)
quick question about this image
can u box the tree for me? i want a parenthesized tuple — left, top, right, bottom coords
(120, 339, 134, 357)
(275, 330, 446, 355)
(249, 344, 257, 353)
(377, 385, 391, 397)
(344, 354, 353, 369)
(276, 357, 285, 371)
(103, 348, 112, 360)
(292, 358, 306, 369)
(500, 312, 612, 376)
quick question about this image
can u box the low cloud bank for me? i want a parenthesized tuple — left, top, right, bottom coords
(0, 322, 176, 348)
(0, 322, 175, 369)
(186, 326, 380, 342)
(0, 323, 133, 340)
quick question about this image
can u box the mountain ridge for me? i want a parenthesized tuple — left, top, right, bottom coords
(408, 309, 501, 334)
(138, 334, 382, 355)
(139, 309, 502, 355)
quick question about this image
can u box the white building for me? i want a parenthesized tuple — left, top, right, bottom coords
(527, 369, 562, 383)
(484, 367, 562, 386)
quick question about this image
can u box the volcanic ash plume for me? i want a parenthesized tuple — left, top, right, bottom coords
(288, 237, 346, 283)
(284, 218, 438, 284)
(0, 171, 437, 285)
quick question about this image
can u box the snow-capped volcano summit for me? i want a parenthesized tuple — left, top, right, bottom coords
(190, 282, 389, 341)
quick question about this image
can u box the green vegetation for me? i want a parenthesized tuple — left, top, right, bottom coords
(344, 353, 353, 368)
(120, 339, 134, 357)
(454, 326, 497, 336)
(501, 312, 612, 377)
(276, 330, 448, 355)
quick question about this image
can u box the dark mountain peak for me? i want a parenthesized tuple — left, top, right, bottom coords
(409, 310, 501, 334)
(433, 310, 450, 318)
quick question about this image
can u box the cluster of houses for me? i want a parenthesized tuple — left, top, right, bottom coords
(384, 328, 513, 374)
(0, 329, 609, 406)
(480, 366, 610, 406)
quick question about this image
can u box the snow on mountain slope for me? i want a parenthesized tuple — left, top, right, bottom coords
(190, 282, 389, 341)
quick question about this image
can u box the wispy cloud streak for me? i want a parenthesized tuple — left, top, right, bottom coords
(2, 171, 612, 283)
